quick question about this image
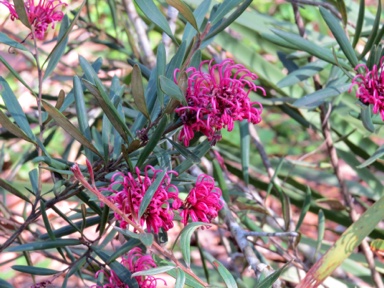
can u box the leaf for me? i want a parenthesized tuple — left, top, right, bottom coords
(0, 32, 28, 51)
(352, 0, 365, 48)
(361, 105, 375, 132)
(131, 266, 175, 277)
(240, 120, 250, 185)
(357, 145, 384, 168)
(180, 222, 209, 267)
(14, 0, 31, 28)
(175, 268, 186, 288)
(174, 140, 211, 174)
(159, 76, 186, 105)
(0, 279, 13, 288)
(41, 100, 102, 158)
(114, 227, 154, 247)
(182, 0, 211, 45)
(257, 261, 290, 288)
(0, 55, 33, 92)
(0, 109, 34, 143)
(11, 265, 59, 275)
(6, 239, 82, 252)
(167, 138, 200, 163)
(43, 15, 69, 80)
(208, 0, 242, 25)
(370, 239, 384, 255)
(132, 65, 150, 119)
(138, 169, 168, 219)
(297, 193, 384, 287)
(293, 83, 350, 108)
(108, 238, 141, 262)
(134, 0, 177, 43)
(166, 0, 198, 31)
(156, 43, 166, 107)
(319, 7, 357, 67)
(277, 60, 328, 88)
(0, 178, 32, 204)
(314, 210, 325, 261)
(0, 77, 35, 140)
(212, 260, 237, 288)
(136, 116, 168, 168)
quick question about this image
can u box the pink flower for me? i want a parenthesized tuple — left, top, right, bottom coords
(180, 174, 223, 226)
(104, 166, 182, 234)
(174, 59, 265, 146)
(351, 57, 384, 120)
(0, 0, 67, 40)
(95, 248, 166, 288)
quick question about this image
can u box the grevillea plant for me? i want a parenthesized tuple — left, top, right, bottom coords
(2, 0, 384, 288)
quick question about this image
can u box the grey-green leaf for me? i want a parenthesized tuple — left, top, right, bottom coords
(12, 265, 59, 275)
(6, 239, 82, 252)
(159, 76, 186, 105)
(180, 222, 209, 267)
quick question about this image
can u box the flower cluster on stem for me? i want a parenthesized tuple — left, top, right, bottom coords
(0, 0, 67, 40)
(351, 57, 384, 120)
(175, 59, 266, 146)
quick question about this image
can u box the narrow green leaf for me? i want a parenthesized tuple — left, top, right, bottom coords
(212, 159, 229, 203)
(272, 29, 350, 70)
(174, 140, 211, 174)
(257, 262, 290, 288)
(361, 105, 375, 132)
(0, 56, 33, 92)
(132, 65, 150, 119)
(208, 0, 242, 25)
(0, 109, 34, 143)
(180, 222, 209, 267)
(40, 201, 57, 241)
(43, 15, 69, 80)
(156, 43, 166, 107)
(175, 268, 186, 288)
(357, 145, 384, 168)
(108, 239, 141, 262)
(11, 265, 59, 275)
(99, 205, 110, 236)
(352, 0, 365, 48)
(113, 227, 154, 247)
(0, 178, 32, 204)
(319, 7, 358, 67)
(6, 239, 82, 252)
(0, 32, 28, 51)
(0, 77, 35, 140)
(167, 138, 200, 163)
(0, 279, 13, 288)
(182, 0, 211, 45)
(159, 76, 186, 105)
(240, 120, 249, 185)
(295, 186, 311, 231)
(293, 83, 350, 108)
(42, 100, 102, 158)
(212, 260, 237, 288)
(166, 0, 198, 31)
(134, 0, 177, 43)
(14, 0, 31, 28)
(131, 266, 175, 277)
(136, 116, 168, 168)
(138, 169, 168, 218)
(314, 210, 325, 261)
(29, 168, 38, 196)
(359, 0, 381, 60)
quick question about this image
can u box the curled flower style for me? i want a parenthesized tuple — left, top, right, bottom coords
(95, 248, 165, 288)
(0, 0, 67, 40)
(175, 59, 266, 146)
(104, 165, 182, 234)
(351, 57, 384, 120)
(180, 174, 223, 226)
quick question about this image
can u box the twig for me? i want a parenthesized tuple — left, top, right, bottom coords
(122, 0, 156, 69)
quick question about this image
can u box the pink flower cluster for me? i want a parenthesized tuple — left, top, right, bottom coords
(104, 166, 181, 234)
(95, 247, 164, 288)
(351, 57, 384, 120)
(175, 59, 266, 146)
(0, 0, 67, 40)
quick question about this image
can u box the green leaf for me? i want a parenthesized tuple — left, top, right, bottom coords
(14, 0, 31, 28)
(167, 138, 200, 163)
(352, 0, 365, 48)
(357, 145, 384, 168)
(295, 186, 311, 231)
(132, 65, 150, 119)
(11, 265, 59, 275)
(314, 209, 325, 261)
(212, 159, 229, 203)
(113, 227, 154, 247)
(108, 238, 141, 262)
(0, 32, 28, 51)
(319, 7, 357, 67)
(277, 60, 328, 88)
(174, 140, 211, 174)
(175, 268, 186, 288)
(73, 75, 94, 160)
(359, 0, 381, 60)
(6, 239, 82, 252)
(166, 0, 198, 31)
(0, 55, 33, 92)
(240, 120, 249, 185)
(293, 83, 350, 108)
(0, 77, 35, 141)
(43, 15, 69, 80)
(361, 105, 375, 133)
(272, 29, 350, 70)
(257, 262, 290, 288)
(0, 279, 13, 288)
(41, 100, 102, 158)
(180, 222, 209, 267)
(136, 116, 168, 168)
(131, 266, 175, 277)
(209, 0, 242, 25)
(0, 178, 32, 204)
(159, 76, 186, 105)
(182, 0, 211, 45)
(212, 260, 237, 288)
(156, 43, 166, 107)
(370, 239, 384, 253)
(138, 169, 168, 218)
(0, 109, 34, 143)
(134, 0, 177, 43)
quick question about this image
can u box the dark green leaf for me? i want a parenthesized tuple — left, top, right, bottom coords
(361, 105, 375, 132)
(213, 159, 229, 203)
(359, 0, 381, 60)
(159, 76, 186, 105)
(132, 65, 150, 119)
(0, 109, 34, 143)
(166, 0, 198, 31)
(295, 186, 311, 231)
(182, 0, 211, 45)
(180, 222, 209, 267)
(6, 239, 82, 252)
(0, 178, 32, 204)
(167, 138, 200, 163)
(114, 227, 154, 247)
(174, 140, 211, 174)
(357, 145, 384, 168)
(108, 238, 141, 262)
(240, 120, 249, 185)
(209, 0, 242, 25)
(0, 32, 28, 51)
(352, 0, 365, 48)
(156, 43, 166, 107)
(14, 0, 30, 28)
(11, 265, 59, 275)
(0, 279, 13, 288)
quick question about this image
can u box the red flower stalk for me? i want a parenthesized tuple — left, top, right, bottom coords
(351, 57, 384, 120)
(0, 0, 67, 40)
(95, 247, 165, 288)
(180, 174, 223, 226)
(175, 59, 266, 146)
(104, 166, 182, 234)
